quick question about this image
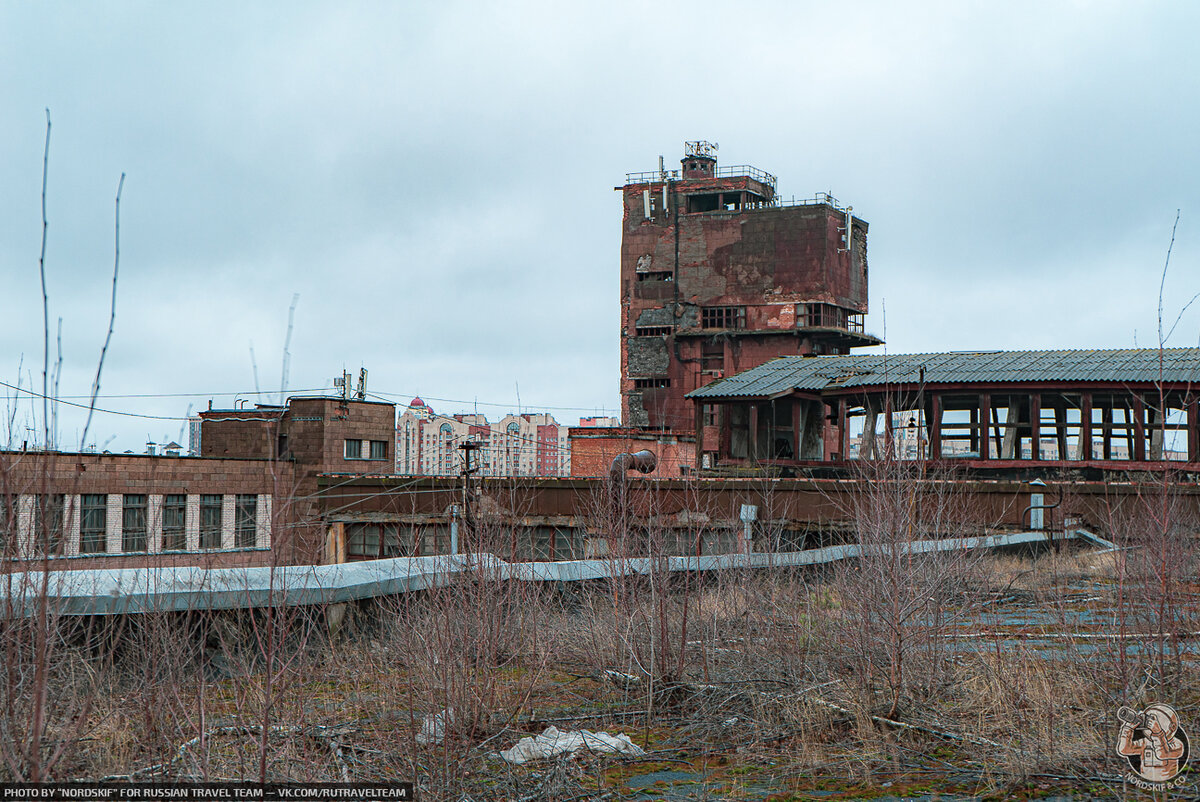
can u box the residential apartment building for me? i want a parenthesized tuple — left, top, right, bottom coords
(395, 398, 570, 477)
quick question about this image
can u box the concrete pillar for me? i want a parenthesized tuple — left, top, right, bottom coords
(1133, 395, 1146, 462)
(863, 397, 878, 460)
(929, 394, 942, 459)
(1002, 402, 1019, 460)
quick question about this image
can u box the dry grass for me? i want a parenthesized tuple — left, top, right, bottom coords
(3, 545, 1198, 799)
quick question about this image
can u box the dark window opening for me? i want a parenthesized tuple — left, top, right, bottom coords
(634, 378, 671, 389)
(235, 494, 257, 548)
(122, 494, 148, 552)
(636, 271, 674, 282)
(701, 341, 724, 373)
(35, 495, 65, 556)
(0, 494, 12, 556)
(635, 326, 673, 337)
(162, 494, 186, 551)
(347, 522, 409, 559)
(702, 306, 746, 329)
(80, 495, 107, 554)
(798, 303, 864, 333)
(702, 404, 718, 427)
(686, 193, 721, 213)
(199, 494, 222, 549)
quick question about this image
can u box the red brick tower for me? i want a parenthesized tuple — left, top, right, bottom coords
(619, 141, 879, 433)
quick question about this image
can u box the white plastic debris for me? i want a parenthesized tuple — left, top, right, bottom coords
(416, 708, 454, 745)
(499, 725, 646, 764)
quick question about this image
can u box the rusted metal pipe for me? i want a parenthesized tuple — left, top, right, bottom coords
(609, 450, 656, 482)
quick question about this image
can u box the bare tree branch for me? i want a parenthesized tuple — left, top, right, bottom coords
(38, 109, 50, 447)
(80, 172, 125, 450)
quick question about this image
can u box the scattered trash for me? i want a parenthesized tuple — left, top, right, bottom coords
(416, 708, 454, 745)
(499, 725, 646, 764)
(602, 669, 642, 688)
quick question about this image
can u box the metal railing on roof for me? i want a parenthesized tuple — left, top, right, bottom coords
(714, 164, 777, 190)
(624, 164, 778, 192)
(624, 169, 680, 184)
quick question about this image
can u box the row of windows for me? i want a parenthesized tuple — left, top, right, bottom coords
(0, 493, 266, 559)
(345, 439, 389, 460)
(689, 304, 863, 332)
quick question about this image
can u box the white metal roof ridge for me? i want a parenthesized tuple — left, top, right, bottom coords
(0, 530, 1066, 616)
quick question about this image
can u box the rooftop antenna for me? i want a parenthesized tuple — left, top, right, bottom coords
(355, 367, 368, 400)
(333, 370, 352, 401)
(658, 155, 669, 214)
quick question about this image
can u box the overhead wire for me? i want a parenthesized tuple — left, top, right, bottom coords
(0, 379, 333, 422)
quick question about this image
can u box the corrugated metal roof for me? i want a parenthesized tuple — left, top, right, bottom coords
(686, 348, 1200, 399)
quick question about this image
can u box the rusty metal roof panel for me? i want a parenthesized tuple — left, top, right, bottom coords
(686, 348, 1200, 399)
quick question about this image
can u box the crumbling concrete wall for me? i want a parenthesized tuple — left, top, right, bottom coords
(627, 337, 669, 377)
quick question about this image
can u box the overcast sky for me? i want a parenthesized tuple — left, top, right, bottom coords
(3, 1, 1199, 451)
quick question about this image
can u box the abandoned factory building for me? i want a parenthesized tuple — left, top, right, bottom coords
(573, 140, 879, 478)
(7, 143, 1200, 572)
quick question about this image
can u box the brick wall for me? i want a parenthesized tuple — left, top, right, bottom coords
(568, 428, 695, 478)
(0, 450, 292, 570)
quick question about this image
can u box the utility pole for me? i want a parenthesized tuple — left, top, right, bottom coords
(458, 439, 483, 553)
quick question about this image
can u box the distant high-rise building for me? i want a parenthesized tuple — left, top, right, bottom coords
(188, 416, 202, 456)
(395, 399, 570, 477)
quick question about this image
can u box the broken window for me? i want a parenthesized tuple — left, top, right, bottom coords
(634, 377, 670, 389)
(635, 326, 672, 337)
(686, 193, 721, 213)
(701, 306, 745, 330)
